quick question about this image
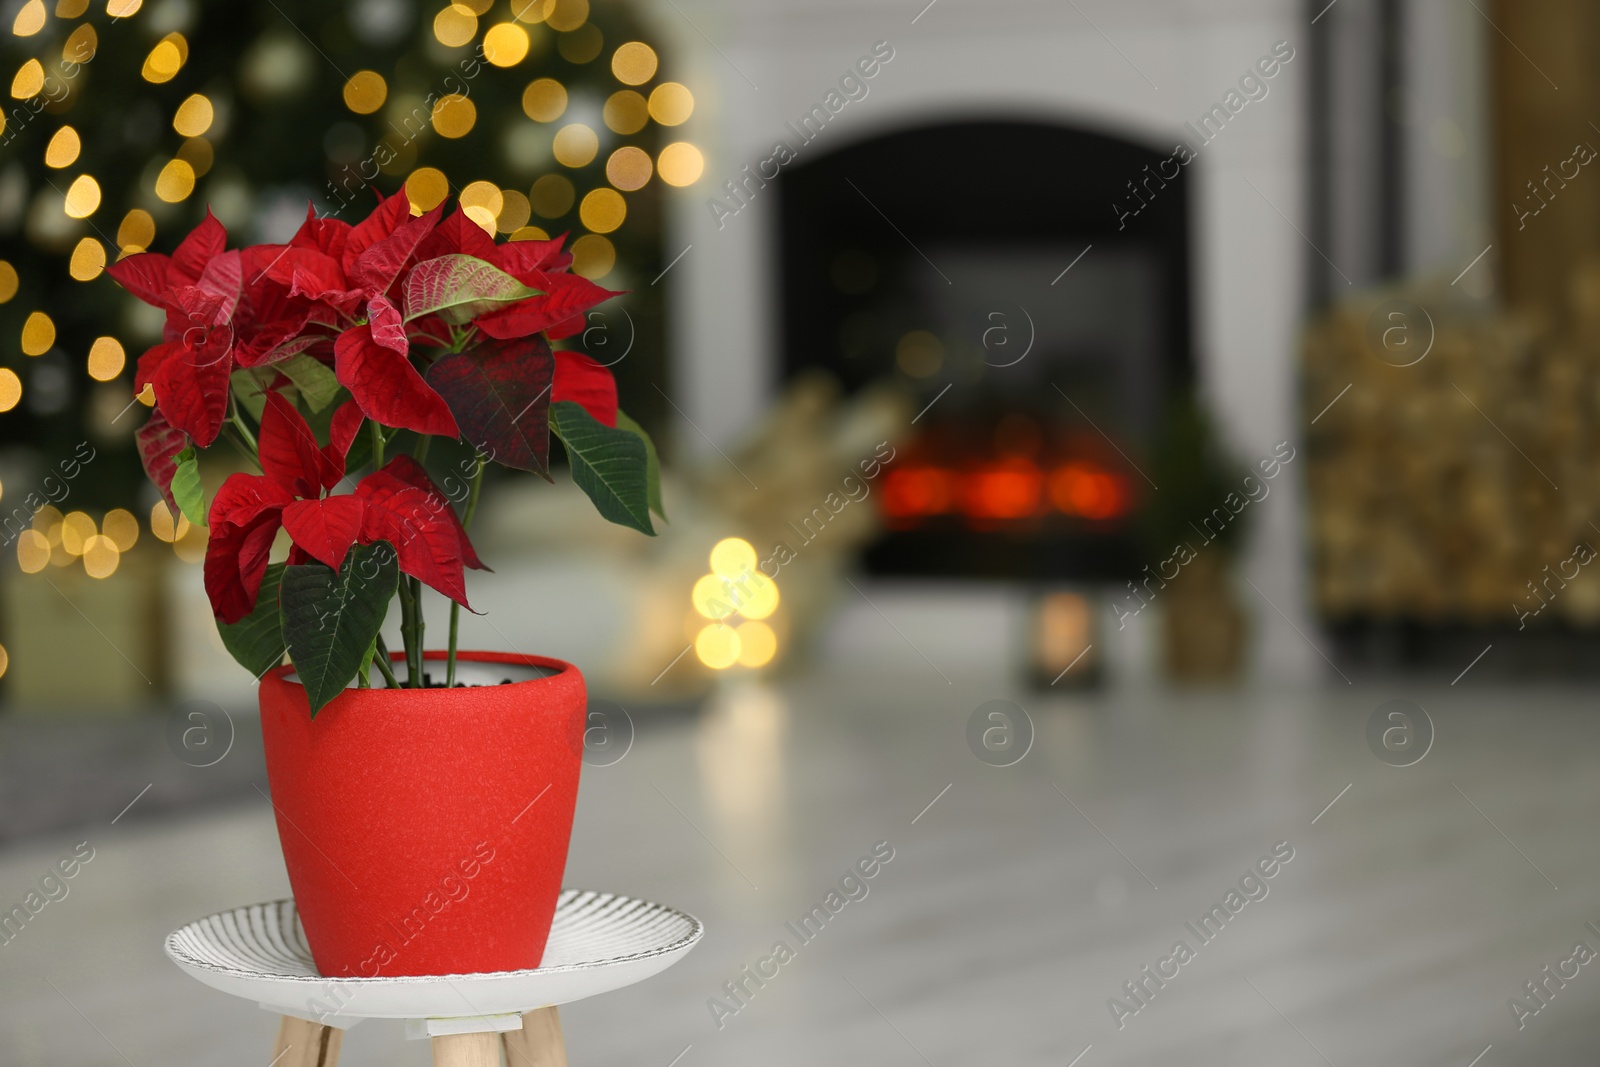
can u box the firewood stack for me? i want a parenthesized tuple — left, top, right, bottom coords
(1302, 269, 1600, 626)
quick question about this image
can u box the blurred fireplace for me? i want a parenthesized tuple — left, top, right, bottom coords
(775, 119, 1193, 581)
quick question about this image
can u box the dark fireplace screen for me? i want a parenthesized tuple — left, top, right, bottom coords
(775, 120, 1194, 581)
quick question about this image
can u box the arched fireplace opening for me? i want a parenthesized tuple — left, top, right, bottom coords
(775, 118, 1194, 581)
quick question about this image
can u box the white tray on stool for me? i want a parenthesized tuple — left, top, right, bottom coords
(165, 889, 702, 1066)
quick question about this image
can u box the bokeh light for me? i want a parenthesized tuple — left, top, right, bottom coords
(497, 190, 532, 233)
(12, 60, 44, 99)
(154, 159, 196, 202)
(87, 337, 125, 381)
(406, 167, 450, 212)
(433, 4, 478, 47)
(118, 210, 155, 251)
(556, 23, 602, 64)
(16, 529, 49, 574)
(63, 174, 101, 218)
(521, 78, 567, 122)
(483, 22, 530, 66)
(150, 501, 189, 543)
(553, 123, 598, 167)
(173, 94, 214, 136)
(21, 312, 55, 355)
(602, 90, 647, 135)
(60, 511, 95, 556)
(579, 187, 625, 233)
(735, 621, 777, 668)
(68, 237, 104, 281)
(695, 623, 741, 669)
(546, 0, 589, 32)
(569, 234, 614, 278)
(0, 368, 22, 411)
(530, 174, 575, 217)
(431, 93, 477, 138)
(605, 146, 652, 191)
(342, 72, 387, 115)
(44, 126, 80, 168)
(102, 508, 139, 551)
(657, 142, 703, 186)
(710, 538, 758, 578)
(13, 0, 45, 36)
(610, 42, 657, 85)
(82, 534, 119, 578)
(647, 82, 694, 126)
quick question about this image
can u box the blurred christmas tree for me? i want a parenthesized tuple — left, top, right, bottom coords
(0, 0, 691, 559)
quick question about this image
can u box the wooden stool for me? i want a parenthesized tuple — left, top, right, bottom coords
(165, 892, 701, 1066)
(270, 1005, 567, 1066)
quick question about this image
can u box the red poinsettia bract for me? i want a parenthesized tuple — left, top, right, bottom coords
(109, 192, 624, 627)
(206, 393, 485, 624)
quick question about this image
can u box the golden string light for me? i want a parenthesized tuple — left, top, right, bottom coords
(44, 126, 80, 168)
(552, 122, 597, 166)
(692, 539, 781, 670)
(342, 72, 386, 114)
(87, 336, 124, 380)
(483, 22, 530, 66)
(21, 311, 55, 355)
(173, 94, 214, 136)
(657, 142, 703, 186)
(648, 83, 694, 126)
(521, 77, 567, 121)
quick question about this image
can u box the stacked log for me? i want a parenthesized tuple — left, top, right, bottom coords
(1302, 272, 1600, 626)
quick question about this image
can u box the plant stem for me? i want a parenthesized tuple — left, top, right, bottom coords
(413, 433, 431, 463)
(372, 635, 401, 689)
(220, 426, 263, 472)
(446, 453, 488, 687)
(370, 420, 385, 471)
(396, 576, 419, 687)
(229, 395, 258, 453)
(410, 576, 425, 684)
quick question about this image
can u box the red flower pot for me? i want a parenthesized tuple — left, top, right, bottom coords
(258, 651, 585, 977)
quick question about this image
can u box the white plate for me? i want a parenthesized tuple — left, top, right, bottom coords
(165, 890, 702, 1023)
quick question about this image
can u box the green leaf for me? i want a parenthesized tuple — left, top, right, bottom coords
(356, 633, 377, 688)
(170, 446, 207, 527)
(215, 563, 287, 678)
(281, 541, 399, 717)
(230, 366, 284, 422)
(550, 400, 655, 536)
(277, 354, 342, 413)
(403, 254, 541, 325)
(615, 410, 665, 521)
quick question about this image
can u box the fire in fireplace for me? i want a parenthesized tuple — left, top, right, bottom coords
(775, 119, 1193, 580)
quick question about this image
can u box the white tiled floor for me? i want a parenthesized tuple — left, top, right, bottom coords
(2, 670, 1597, 1066)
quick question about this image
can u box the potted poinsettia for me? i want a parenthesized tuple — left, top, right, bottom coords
(108, 190, 663, 978)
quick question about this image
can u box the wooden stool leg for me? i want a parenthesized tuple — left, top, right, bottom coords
(273, 1015, 343, 1067)
(431, 1031, 501, 1067)
(501, 1007, 568, 1067)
